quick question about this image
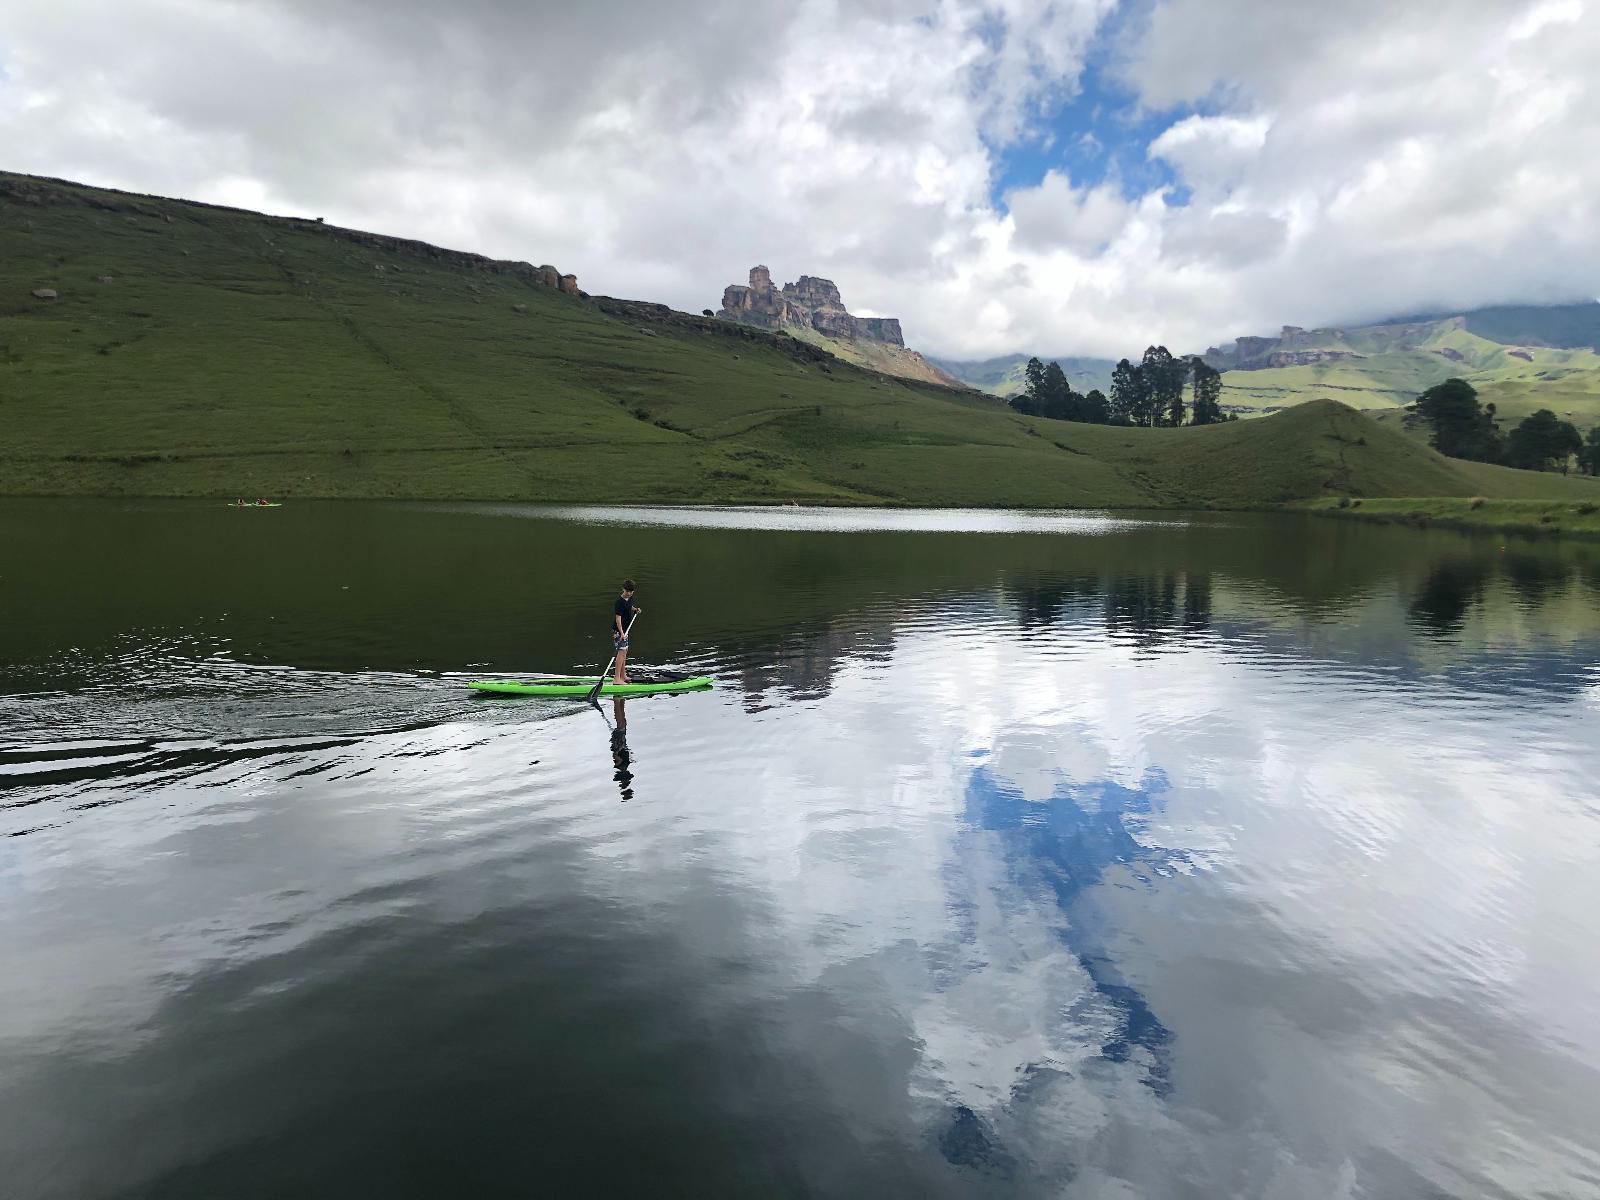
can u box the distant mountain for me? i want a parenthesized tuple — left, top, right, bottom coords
(930, 353, 1116, 398)
(934, 303, 1600, 433)
(1460, 301, 1600, 353)
(1202, 306, 1600, 430)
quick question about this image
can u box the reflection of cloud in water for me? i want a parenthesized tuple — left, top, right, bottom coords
(923, 761, 1187, 1177)
(962, 765, 1179, 1096)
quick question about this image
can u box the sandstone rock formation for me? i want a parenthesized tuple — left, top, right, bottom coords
(717, 265, 904, 347)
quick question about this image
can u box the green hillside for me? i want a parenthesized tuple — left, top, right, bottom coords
(3, 172, 1596, 513)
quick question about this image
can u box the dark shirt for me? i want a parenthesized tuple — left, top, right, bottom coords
(613, 595, 635, 637)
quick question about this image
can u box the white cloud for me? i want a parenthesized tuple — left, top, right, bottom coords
(1006, 171, 1135, 253)
(1, 0, 1597, 360)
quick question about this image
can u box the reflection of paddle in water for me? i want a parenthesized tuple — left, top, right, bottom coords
(608, 697, 634, 801)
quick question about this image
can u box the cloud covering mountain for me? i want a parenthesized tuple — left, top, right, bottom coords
(3, 0, 1596, 359)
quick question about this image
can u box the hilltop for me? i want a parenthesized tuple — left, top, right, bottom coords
(2, 171, 1596, 513)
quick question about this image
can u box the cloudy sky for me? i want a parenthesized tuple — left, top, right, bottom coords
(3, 0, 1596, 359)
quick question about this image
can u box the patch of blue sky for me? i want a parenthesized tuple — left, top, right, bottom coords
(984, 0, 1214, 216)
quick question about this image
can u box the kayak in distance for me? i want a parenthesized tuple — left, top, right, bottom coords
(468, 676, 713, 698)
(227, 501, 282, 507)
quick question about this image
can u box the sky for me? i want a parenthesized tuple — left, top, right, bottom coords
(2, 0, 1597, 360)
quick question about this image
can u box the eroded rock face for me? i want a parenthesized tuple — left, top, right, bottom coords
(715, 265, 905, 346)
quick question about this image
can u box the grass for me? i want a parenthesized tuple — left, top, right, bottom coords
(4, 170, 1599, 512)
(1304, 496, 1600, 539)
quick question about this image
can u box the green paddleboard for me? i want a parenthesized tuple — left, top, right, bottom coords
(469, 676, 713, 697)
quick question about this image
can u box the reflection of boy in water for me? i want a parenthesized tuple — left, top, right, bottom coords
(610, 697, 633, 801)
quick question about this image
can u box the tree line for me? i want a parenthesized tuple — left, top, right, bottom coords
(1009, 347, 1234, 427)
(1416, 378, 1600, 474)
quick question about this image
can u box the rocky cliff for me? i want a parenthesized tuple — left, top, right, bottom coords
(719, 265, 904, 347)
(1203, 318, 1469, 371)
(715, 265, 964, 386)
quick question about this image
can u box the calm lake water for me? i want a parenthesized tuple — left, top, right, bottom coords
(3, 501, 1600, 1199)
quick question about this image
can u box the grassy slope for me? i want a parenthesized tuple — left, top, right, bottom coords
(3, 171, 1596, 511)
(775, 324, 959, 387)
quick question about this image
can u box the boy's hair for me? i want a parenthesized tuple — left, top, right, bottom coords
(622, 579, 636, 592)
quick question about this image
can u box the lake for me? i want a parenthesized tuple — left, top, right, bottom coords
(3, 501, 1599, 1199)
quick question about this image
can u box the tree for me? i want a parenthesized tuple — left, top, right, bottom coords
(1008, 358, 1116, 425)
(1504, 409, 1583, 472)
(1023, 357, 1046, 402)
(1108, 359, 1140, 426)
(1189, 358, 1225, 425)
(1040, 360, 1072, 418)
(1082, 388, 1111, 425)
(1580, 427, 1600, 477)
(1415, 378, 1503, 462)
(1140, 345, 1182, 427)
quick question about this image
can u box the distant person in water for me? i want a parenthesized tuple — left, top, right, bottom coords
(612, 580, 641, 685)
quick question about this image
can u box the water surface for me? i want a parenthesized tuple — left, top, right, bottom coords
(3, 501, 1599, 1198)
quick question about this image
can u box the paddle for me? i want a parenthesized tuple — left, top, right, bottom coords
(588, 611, 639, 704)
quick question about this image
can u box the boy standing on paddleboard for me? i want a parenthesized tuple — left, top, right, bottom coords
(612, 580, 641, 685)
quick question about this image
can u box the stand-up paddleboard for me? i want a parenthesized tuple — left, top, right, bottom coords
(469, 676, 713, 698)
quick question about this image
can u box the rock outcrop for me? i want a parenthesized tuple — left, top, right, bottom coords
(1205, 317, 1470, 371)
(718, 265, 905, 347)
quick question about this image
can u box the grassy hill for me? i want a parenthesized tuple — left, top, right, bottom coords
(3, 171, 1597, 513)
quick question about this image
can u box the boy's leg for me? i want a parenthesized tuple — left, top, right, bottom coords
(613, 644, 628, 685)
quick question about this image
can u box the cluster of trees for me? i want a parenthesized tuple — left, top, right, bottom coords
(1010, 347, 1233, 427)
(1417, 378, 1600, 473)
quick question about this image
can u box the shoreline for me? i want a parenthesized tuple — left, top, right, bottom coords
(1300, 496, 1600, 541)
(6, 490, 1600, 541)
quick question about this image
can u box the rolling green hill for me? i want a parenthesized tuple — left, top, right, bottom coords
(3, 171, 1596, 513)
